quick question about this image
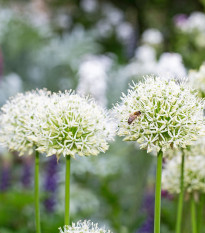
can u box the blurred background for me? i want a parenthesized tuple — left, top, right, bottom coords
(0, 0, 205, 232)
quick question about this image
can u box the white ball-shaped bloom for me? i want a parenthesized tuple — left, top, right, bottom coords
(188, 63, 205, 97)
(59, 220, 112, 233)
(31, 91, 114, 159)
(162, 155, 205, 194)
(115, 76, 205, 154)
(0, 90, 50, 155)
(164, 136, 205, 158)
(142, 28, 163, 45)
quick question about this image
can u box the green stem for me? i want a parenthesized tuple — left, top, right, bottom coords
(176, 151, 185, 233)
(65, 155, 71, 226)
(191, 196, 197, 233)
(154, 150, 163, 233)
(198, 195, 203, 233)
(35, 151, 41, 233)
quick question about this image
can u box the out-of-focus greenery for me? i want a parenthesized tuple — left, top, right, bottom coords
(0, 1, 205, 233)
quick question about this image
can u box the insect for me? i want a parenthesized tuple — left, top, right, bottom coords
(128, 111, 141, 124)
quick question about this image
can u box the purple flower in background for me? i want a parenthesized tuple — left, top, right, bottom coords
(161, 190, 173, 200)
(138, 217, 154, 233)
(0, 164, 11, 192)
(44, 155, 58, 212)
(174, 14, 187, 27)
(21, 158, 32, 188)
(142, 193, 154, 216)
(137, 193, 154, 233)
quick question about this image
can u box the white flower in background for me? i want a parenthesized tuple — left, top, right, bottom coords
(115, 76, 204, 153)
(0, 90, 50, 155)
(0, 73, 23, 106)
(157, 53, 187, 78)
(135, 45, 156, 63)
(95, 19, 113, 38)
(162, 155, 205, 194)
(102, 4, 123, 26)
(59, 220, 112, 233)
(124, 45, 157, 77)
(124, 47, 186, 79)
(142, 28, 163, 45)
(175, 12, 205, 33)
(164, 136, 205, 159)
(116, 22, 134, 41)
(77, 55, 112, 107)
(188, 63, 205, 97)
(162, 156, 181, 194)
(31, 91, 115, 159)
(80, 0, 98, 13)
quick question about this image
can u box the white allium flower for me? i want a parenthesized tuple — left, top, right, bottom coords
(162, 155, 205, 194)
(31, 91, 114, 158)
(102, 4, 123, 26)
(77, 55, 112, 107)
(142, 28, 163, 45)
(59, 220, 112, 233)
(80, 0, 98, 13)
(0, 90, 50, 155)
(164, 136, 205, 159)
(188, 63, 205, 97)
(116, 22, 133, 41)
(135, 45, 157, 63)
(177, 12, 205, 33)
(115, 76, 205, 153)
(124, 45, 157, 78)
(157, 53, 187, 78)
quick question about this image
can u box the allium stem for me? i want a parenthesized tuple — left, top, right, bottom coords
(35, 151, 41, 233)
(65, 155, 70, 226)
(197, 194, 203, 233)
(176, 151, 185, 233)
(154, 150, 163, 233)
(191, 196, 197, 233)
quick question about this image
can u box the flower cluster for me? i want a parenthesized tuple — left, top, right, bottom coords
(188, 63, 205, 97)
(77, 55, 112, 107)
(59, 220, 112, 233)
(30, 91, 114, 159)
(164, 136, 205, 159)
(115, 76, 205, 153)
(175, 12, 205, 34)
(142, 28, 163, 45)
(0, 89, 50, 155)
(174, 12, 205, 48)
(125, 47, 186, 79)
(162, 155, 205, 194)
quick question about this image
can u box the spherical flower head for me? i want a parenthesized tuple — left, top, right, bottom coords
(115, 76, 205, 154)
(31, 91, 114, 159)
(188, 63, 205, 97)
(164, 136, 205, 159)
(59, 220, 112, 233)
(162, 155, 205, 194)
(0, 89, 50, 155)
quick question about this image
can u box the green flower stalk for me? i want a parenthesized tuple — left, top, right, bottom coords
(176, 151, 185, 233)
(0, 89, 50, 233)
(115, 76, 205, 233)
(30, 91, 115, 225)
(191, 196, 197, 233)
